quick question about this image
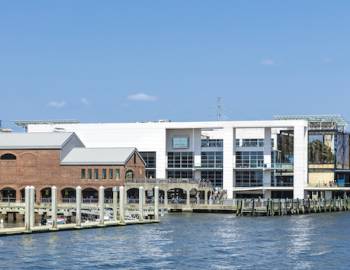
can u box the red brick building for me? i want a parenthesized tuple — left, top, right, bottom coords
(0, 132, 145, 203)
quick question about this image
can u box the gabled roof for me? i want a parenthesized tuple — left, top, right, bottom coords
(0, 132, 77, 149)
(61, 147, 141, 165)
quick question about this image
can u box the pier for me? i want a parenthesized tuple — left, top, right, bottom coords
(0, 185, 160, 236)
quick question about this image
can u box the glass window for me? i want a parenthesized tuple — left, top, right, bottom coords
(115, 169, 120, 179)
(81, 169, 86, 179)
(88, 169, 92, 179)
(168, 152, 193, 168)
(201, 152, 223, 168)
(172, 137, 189, 149)
(242, 139, 264, 147)
(236, 151, 264, 168)
(94, 169, 99, 179)
(125, 170, 134, 180)
(109, 169, 113, 179)
(102, 169, 107, 179)
(167, 170, 193, 180)
(140, 152, 156, 168)
(201, 170, 223, 188)
(236, 171, 263, 187)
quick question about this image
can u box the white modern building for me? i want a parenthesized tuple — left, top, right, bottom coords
(18, 117, 314, 200)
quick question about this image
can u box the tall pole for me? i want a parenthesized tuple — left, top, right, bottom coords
(119, 186, 125, 224)
(76, 186, 82, 227)
(154, 186, 159, 221)
(24, 186, 30, 231)
(51, 186, 57, 229)
(99, 186, 105, 226)
(112, 187, 118, 222)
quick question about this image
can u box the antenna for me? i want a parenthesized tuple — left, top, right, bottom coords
(216, 97, 223, 121)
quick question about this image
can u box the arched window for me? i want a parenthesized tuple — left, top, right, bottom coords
(125, 170, 134, 180)
(0, 153, 16, 160)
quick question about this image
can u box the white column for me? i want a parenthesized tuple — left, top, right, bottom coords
(186, 190, 190, 206)
(24, 186, 30, 231)
(112, 187, 118, 222)
(193, 128, 202, 181)
(139, 186, 144, 221)
(76, 186, 82, 227)
(51, 186, 57, 229)
(204, 190, 208, 205)
(294, 124, 308, 199)
(223, 127, 235, 199)
(29, 186, 35, 228)
(263, 128, 272, 187)
(164, 190, 168, 207)
(156, 129, 167, 179)
(154, 186, 159, 220)
(119, 186, 125, 223)
(99, 186, 105, 225)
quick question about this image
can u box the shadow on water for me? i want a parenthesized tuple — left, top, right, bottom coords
(1, 212, 350, 270)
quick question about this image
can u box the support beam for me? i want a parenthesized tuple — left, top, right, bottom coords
(154, 186, 159, 221)
(139, 186, 144, 221)
(99, 186, 105, 226)
(51, 186, 57, 229)
(76, 186, 82, 227)
(112, 187, 118, 222)
(119, 186, 125, 224)
(263, 127, 272, 188)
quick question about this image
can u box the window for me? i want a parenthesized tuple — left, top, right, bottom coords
(236, 151, 264, 168)
(109, 169, 113, 179)
(88, 169, 92, 179)
(125, 170, 134, 180)
(168, 152, 193, 168)
(201, 139, 223, 148)
(201, 170, 223, 188)
(242, 139, 264, 147)
(115, 169, 120, 179)
(201, 152, 223, 168)
(102, 169, 107, 179)
(167, 170, 193, 180)
(236, 139, 240, 147)
(140, 152, 156, 168)
(81, 169, 86, 179)
(236, 171, 263, 187)
(172, 137, 189, 149)
(0, 153, 16, 160)
(94, 169, 99, 179)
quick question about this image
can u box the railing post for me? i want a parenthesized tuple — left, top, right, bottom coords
(119, 186, 125, 224)
(112, 187, 118, 222)
(51, 186, 57, 229)
(154, 186, 159, 221)
(139, 186, 144, 221)
(24, 186, 31, 231)
(76, 186, 82, 227)
(29, 186, 35, 229)
(99, 186, 105, 225)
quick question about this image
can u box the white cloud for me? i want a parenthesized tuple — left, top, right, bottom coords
(81, 97, 89, 105)
(322, 57, 333, 64)
(127, 93, 158, 102)
(260, 59, 276, 66)
(47, 100, 66, 108)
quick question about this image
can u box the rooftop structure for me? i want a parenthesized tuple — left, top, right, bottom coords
(274, 115, 348, 131)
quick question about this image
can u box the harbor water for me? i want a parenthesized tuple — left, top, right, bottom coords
(0, 213, 349, 269)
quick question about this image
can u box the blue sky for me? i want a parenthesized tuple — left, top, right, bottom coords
(0, 1, 349, 128)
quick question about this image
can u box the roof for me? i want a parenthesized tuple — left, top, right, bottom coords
(0, 132, 76, 149)
(61, 147, 140, 165)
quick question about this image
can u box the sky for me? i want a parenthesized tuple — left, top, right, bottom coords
(0, 1, 350, 129)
